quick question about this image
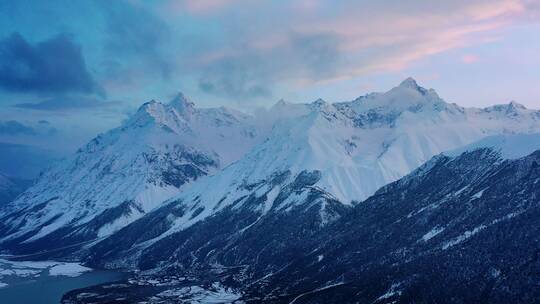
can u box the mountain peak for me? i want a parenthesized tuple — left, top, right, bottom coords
(399, 77, 420, 89)
(276, 99, 287, 106)
(508, 100, 526, 110)
(169, 92, 195, 114)
(136, 99, 160, 114)
(130, 99, 169, 127)
(484, 101, 529, 116)
(394, 77, 441, 100)
(311, 98, 327, 107)
(310, 98, 335, 113)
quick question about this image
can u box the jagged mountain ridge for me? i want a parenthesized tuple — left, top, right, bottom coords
(253, 77, 540, 202)
(81, 79, 540, 268)
(1, 78, 540, 256)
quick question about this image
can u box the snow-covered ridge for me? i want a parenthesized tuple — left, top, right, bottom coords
(112, 79, 540, 252)
(243, 79, 540, 202)
(2, 78, 540, 251)
(445, 133, 540, 160)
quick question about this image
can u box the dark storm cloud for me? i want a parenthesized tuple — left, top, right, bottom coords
(198, 56, 273, 99)
(0, 33, 103, 96)
(197, 32, 341, 100)
(15, 96, 118, 111)
(0, 119, 58, 137)
(0, 120, 37, 136)
(289, 32, 341, 76)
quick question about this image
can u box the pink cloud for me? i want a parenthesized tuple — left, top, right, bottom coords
(462, 54, 480, 63)
(165, 0, 238, 15)
(285, 9, 511, 84)
(292, 0, 321, 14)
(466, 0, 525, 20)
(156, 0, 538, 95)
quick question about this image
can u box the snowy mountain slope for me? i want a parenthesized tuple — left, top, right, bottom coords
(0, 93, 265, 253)
(69, 134, 540, 304)
(242, 141, 540, 304)
(87, 168, 351, 270)
(84, 80, 540, 270)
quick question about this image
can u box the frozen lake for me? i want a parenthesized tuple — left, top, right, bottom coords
(0, 259, 125, 304)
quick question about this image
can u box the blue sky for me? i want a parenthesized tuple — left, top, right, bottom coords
(0, 0, 539, 154)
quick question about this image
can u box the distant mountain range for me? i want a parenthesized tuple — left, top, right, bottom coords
(0, 173, 32, 207)
(1, 79, 540, 303)
(0, 142, 60, 207)
(0, 142, 60, 179)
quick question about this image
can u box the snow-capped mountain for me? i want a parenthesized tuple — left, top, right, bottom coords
(0, 93, 264, 253)
(84, 79, 540, 270)
(2, 78, 540, 257)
